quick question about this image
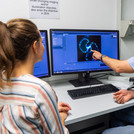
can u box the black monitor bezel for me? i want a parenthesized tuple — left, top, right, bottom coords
(50, 29, 119, 76)
(35, 30, 51, 78)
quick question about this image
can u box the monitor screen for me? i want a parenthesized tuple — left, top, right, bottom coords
(33, 30, 50, 78)
(50, 29, 119, 75)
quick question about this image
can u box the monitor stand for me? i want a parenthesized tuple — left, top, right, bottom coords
(69, 72, 102, 87)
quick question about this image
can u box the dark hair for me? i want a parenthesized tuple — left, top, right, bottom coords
(0, 18, 40, 89)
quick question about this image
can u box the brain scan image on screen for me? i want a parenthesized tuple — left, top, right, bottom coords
(77, 35, 101, 61)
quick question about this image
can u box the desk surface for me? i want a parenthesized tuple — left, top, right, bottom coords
(49, 78, 134, 125)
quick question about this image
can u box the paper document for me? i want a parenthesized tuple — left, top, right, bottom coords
(111, 81, 130, 90)
(29, 0, 60, 19)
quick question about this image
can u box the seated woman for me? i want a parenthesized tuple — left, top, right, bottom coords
(0, 18, 71, 134)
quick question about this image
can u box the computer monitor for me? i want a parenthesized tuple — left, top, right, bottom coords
(50, 29, 119, 86)
(33, 30, 50, 78)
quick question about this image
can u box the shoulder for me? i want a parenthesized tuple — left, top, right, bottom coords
(20, 74, 49, 87)
(20, 74, 58, 102)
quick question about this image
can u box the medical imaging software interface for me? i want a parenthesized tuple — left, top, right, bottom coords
(51, 30, 119, 74)
(33, 31, 50, 77)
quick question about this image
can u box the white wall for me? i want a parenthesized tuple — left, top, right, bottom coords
(121, 0, 134, 20)
(0, 0, 119, 80)
(120, 0, 134, 60)
(0, 0, 117, 29)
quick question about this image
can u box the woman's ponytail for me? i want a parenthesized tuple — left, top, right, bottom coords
(0, 22, 15, 89)
(0, 18, 40, 89)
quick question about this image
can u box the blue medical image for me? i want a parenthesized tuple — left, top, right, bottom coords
(77, 35, 101, 61)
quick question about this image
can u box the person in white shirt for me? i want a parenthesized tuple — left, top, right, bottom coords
(92, 50, 134, 134)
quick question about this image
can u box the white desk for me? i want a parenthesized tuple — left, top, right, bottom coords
(49, 78, 134, 126)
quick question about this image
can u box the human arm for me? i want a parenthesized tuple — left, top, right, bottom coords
(58, 101, 71, 114)
(59, 112, 68, 126)
(91, 50, 134, 73)
(113, 90, 134, 104)
(58, 102, 71, 127)
(35, 81, 70, 134)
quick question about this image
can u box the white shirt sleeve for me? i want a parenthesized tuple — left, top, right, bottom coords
(128, 56, 134, 70)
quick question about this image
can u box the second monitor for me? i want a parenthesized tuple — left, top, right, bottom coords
(50, 29, 119, 86)
(33, 30, 50, 78)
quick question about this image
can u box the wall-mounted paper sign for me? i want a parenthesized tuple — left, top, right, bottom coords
(29, 0, 60, 19)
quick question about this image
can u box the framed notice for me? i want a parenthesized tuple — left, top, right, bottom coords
(29, 0, 60, 19)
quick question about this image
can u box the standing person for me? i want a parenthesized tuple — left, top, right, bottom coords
(0, 18, 71, 134)
(91, 50, 134, 134)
